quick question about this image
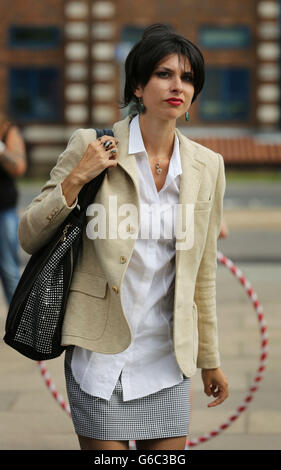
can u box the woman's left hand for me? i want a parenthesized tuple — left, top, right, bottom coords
(201, 367, 229, 407)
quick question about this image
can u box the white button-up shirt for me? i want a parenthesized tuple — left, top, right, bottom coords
(70, 114, 184, 401)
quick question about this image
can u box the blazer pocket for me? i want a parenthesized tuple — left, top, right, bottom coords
(67, 272, 109, 340)
(192, 302, 199, 363)
(70, 272, 107, 298)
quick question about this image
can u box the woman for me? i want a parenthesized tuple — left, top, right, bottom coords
(18, 24, 229, 451)
(0, 113, 26, 304)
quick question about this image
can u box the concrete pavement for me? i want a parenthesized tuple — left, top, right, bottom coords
(0, 198, 280, 450)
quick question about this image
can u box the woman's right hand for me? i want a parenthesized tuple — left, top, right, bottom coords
(73, 134, 119, 185)
(61, 135, 118, 207)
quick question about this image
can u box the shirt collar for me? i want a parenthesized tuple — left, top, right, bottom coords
(128, 114, 146, 155)
(128, 114, 182, 179)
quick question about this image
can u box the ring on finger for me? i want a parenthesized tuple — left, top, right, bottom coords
(104, 140, 112, 149)
(110, 148, 117, 156)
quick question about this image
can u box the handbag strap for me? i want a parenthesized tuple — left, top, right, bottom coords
(77, 128, 114, 211)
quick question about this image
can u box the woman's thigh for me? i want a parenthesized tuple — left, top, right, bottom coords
(135, 435, 187, 450)
(78, 435, 130, 450)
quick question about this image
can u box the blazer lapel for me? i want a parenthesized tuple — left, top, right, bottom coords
(175, 128, 206, 205)
(113, 115, 140, 196)
(175, 127, 206, 246)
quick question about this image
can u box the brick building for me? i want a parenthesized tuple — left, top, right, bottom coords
(1, 0, 281, 175)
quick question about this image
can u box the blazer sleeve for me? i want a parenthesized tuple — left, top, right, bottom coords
(18, 129, 92, 255)
(194, 152, 226, 370)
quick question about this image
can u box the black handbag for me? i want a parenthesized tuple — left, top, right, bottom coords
(3, 128, 114, 361)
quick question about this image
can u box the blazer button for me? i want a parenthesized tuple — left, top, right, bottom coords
(120, 256, 127, 264)
(127, 224, 136, 233)
(112, 285, 119, 294)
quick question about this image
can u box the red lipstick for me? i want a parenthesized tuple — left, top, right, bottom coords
(165, 98, 183, 106)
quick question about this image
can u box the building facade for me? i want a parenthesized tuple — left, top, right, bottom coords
(0, 0, 280, 175)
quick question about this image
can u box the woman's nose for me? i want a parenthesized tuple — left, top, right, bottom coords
(170, 75, 183, 92)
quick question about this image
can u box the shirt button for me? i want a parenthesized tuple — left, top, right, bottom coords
(112, 285, 119, 294)
(120, 256, 127, 264)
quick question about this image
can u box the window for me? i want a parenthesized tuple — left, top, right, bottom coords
(116, 26, 146, 117)
(199, 67, 250, 121)
(9, 26, 61, 49)
(199, 26, 251, 49)
(9, 67, 61, 121)
(115, 25, 145, 63)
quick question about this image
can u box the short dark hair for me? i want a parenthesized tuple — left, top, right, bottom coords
(121, 23, 205, 109)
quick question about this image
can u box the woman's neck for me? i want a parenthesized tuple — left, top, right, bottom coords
(138, 113, 176, 161)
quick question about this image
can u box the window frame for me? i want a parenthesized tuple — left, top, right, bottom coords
(199, 25, 251, 50)
(8, 25, 61, 49)
(199, 66, 251, 122)
(8, 66, 62, 123)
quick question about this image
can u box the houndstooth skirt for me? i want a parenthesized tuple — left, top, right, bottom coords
(64, 346, 191, 441)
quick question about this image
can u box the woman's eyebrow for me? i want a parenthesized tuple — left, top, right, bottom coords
(156, 66, 193, 74)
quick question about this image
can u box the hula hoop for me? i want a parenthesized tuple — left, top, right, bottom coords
(37, 251, 268, 449)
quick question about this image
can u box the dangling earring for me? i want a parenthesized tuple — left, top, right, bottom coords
(185, 111, 190, 122)
(137, 97, 145, 114)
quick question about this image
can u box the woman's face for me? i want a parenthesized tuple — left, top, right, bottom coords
(134, 53, 195, 122)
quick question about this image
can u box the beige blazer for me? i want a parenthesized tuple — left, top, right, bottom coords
(18, 115, 226, 378)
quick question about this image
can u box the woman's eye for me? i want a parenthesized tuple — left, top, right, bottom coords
(183, 74, 194, 82)
(156, 71, 194, 82)
(156, 71, 169, 78)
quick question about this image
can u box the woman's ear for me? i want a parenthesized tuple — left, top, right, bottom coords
(134, 85, 143, 99)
